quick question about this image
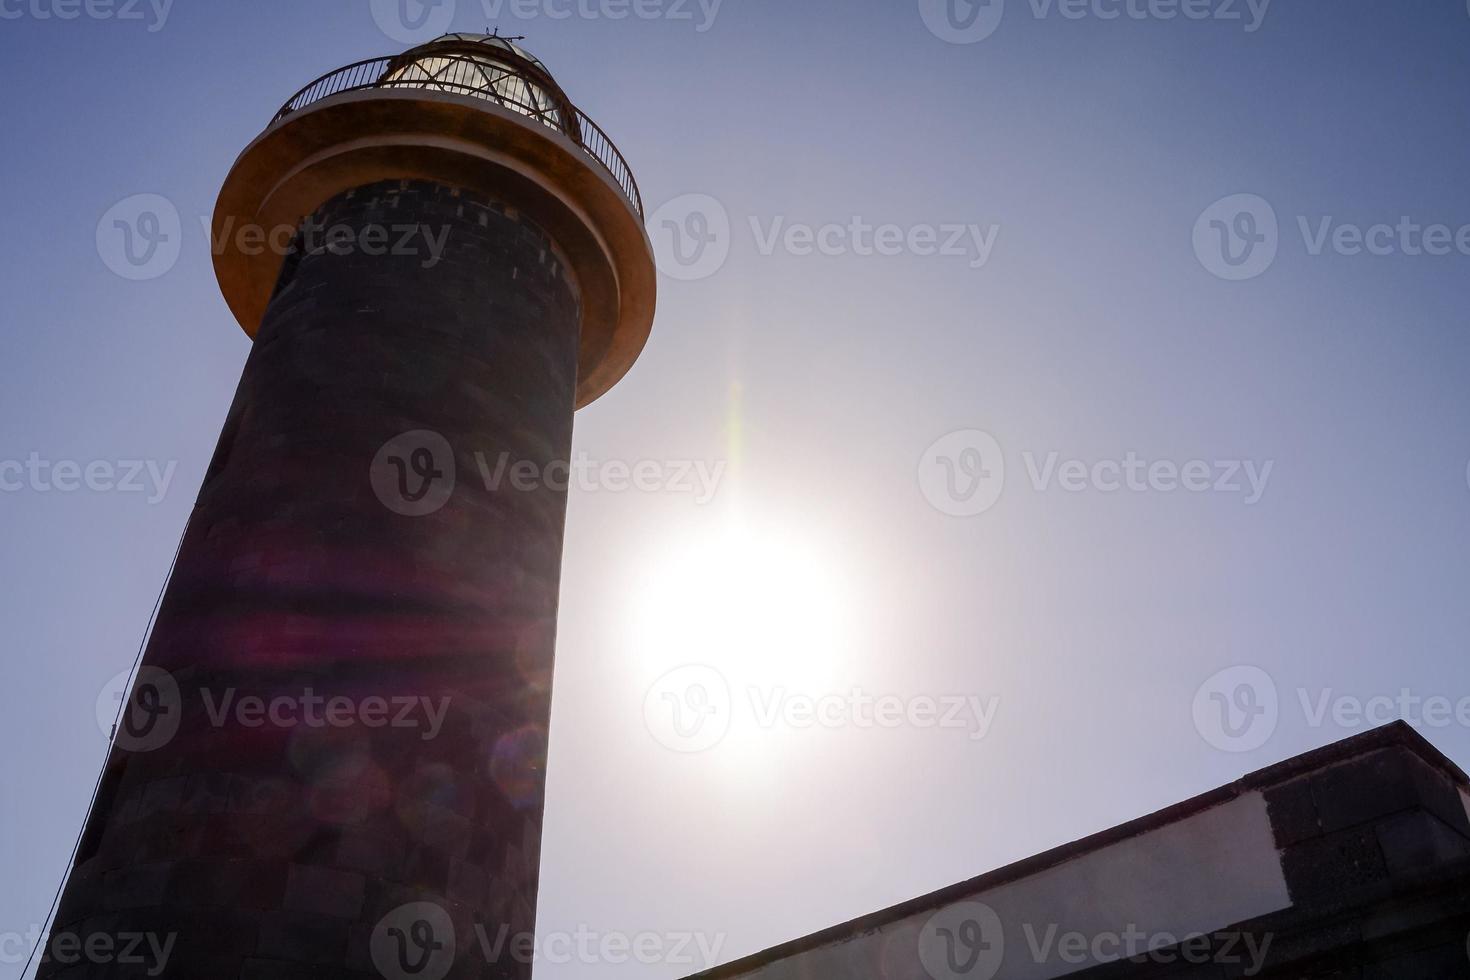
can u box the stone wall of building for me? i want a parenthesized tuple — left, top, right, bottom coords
(684, 724, 1470, 980)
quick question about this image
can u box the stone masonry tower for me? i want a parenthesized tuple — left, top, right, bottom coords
(42, 33, 654, 979)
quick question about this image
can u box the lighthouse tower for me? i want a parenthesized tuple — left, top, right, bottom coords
(43, 32, 654, 979)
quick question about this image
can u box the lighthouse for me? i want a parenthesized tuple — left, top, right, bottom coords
(43, 32, 654, 979)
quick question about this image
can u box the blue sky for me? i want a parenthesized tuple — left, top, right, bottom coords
(3, 0, 1470, 976)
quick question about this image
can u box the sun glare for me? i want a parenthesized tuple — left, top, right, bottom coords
(630, 513, 857, 695)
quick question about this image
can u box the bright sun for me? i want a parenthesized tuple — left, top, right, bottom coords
(630, 513, 857, 697)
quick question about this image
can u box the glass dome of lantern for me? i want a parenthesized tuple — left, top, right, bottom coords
(380, 32, 576, 135)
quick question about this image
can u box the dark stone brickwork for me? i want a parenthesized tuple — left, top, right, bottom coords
(1265, 746, 1470, 904)
(42, 180, 582, 979)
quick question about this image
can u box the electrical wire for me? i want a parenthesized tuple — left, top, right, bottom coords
(19, 511, 193, 979)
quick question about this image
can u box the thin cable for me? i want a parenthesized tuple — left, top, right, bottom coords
(19, 511, 193, 979)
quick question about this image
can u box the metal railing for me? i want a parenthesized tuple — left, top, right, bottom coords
(272, 54, 644, 218)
